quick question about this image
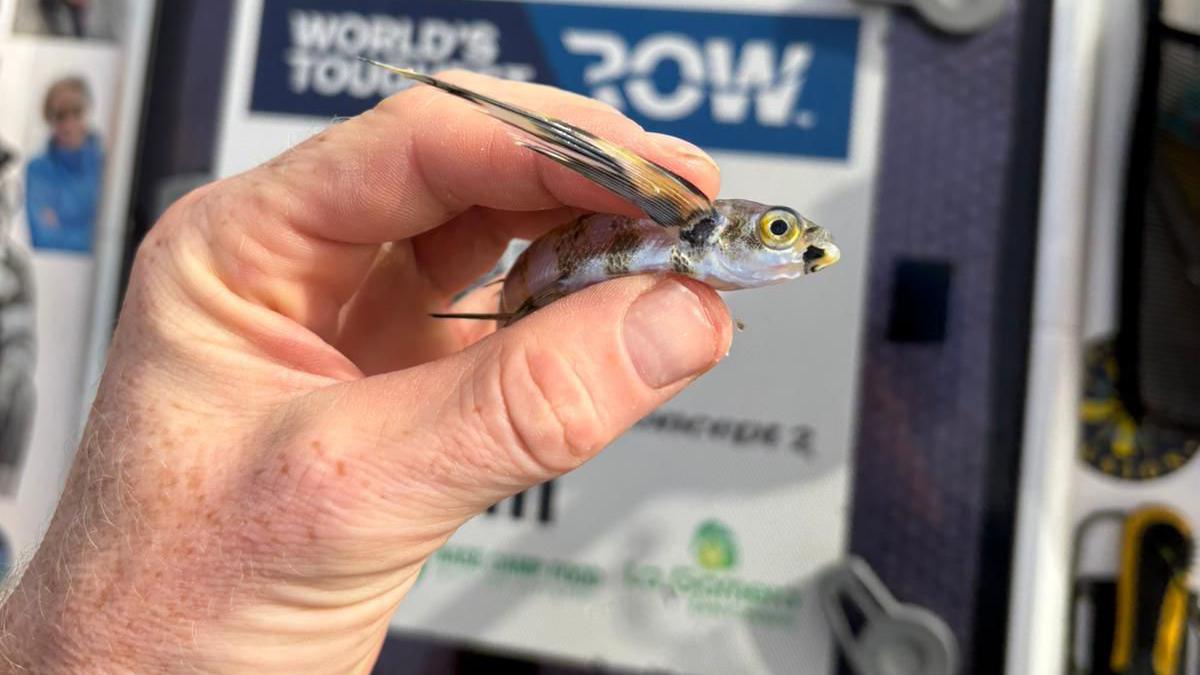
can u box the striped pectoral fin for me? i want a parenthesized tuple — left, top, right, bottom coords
(512, 134, 715, 228)
(360, 58, 717, 229)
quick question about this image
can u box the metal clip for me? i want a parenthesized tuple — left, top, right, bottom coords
(818, 557, 958, 675)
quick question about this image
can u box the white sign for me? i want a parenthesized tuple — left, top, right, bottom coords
(218, 1, 888, 672)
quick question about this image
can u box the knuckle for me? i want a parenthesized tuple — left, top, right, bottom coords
(131, 183, 208, 263)
(493, 342, 607, 476)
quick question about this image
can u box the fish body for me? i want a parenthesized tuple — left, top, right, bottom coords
(359, 58, 841, 325)
(497, 200, 838, 324)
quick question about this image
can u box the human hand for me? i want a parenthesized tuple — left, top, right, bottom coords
(0, 72, 730, 673)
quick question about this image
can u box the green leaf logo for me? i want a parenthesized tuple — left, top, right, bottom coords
(691, 520, 738, 571)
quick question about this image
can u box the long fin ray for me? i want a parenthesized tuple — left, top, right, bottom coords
(429, 312, 514, 321)
(360, 57, 715, 228)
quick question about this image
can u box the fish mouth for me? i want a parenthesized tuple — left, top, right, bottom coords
(803, 242, 841, 274)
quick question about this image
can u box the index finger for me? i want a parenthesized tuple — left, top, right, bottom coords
(175, 71, 719, 348)
(244, 70, 721, 246)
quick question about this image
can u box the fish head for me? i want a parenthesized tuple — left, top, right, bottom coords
(705, 200, 840, 288)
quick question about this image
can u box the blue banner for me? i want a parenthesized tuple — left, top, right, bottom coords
(250, 0, 860, 158)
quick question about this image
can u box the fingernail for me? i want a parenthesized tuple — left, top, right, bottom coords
(649, 133, 720, 174)
(624, 280, 720, 388)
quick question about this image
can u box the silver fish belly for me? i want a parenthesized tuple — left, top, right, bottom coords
(500, 214, 680, 319)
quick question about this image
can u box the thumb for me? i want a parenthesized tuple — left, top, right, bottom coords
(321, 275, 731, 514)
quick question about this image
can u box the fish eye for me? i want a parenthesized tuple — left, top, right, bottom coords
(757, 210, 800, 250)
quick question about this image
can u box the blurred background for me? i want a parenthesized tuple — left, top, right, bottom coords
(1, 0, 1199, 673)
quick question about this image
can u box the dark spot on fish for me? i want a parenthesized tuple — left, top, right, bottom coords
(803, 246, 826, 263)
(681, 216, 717, 248)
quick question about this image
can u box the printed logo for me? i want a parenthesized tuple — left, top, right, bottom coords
(281, 7, 539, 98)
(529, 4, 859, 157)
(691, 520, 738, 571)
(252, 0, 550, 116)
(559, 30, 815, 128)
(250, 0, 860, 158)
(420, 543, 605, 596)
(623, 520, 804, 626)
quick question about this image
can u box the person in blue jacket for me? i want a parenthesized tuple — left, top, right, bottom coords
(24, 76, 103, 254)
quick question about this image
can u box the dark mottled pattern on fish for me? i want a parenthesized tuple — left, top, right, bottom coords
(718, 220, 755, 251)
(670, 247, 694, 275)
(553, 216, 588, 279)
(717, 202, 764, 254)
(604, 224, 642, 276)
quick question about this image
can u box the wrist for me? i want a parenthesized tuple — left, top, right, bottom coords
(0, 476, 213, 672)
(0, 507, 420, 675)
(0, 565, 144, 673)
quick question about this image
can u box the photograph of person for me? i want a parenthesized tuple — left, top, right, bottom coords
(12, 0, 124, 41)
(0, 529, 9, 583)
(0, 138, 35, 496)
(24, 75, 103, 254)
